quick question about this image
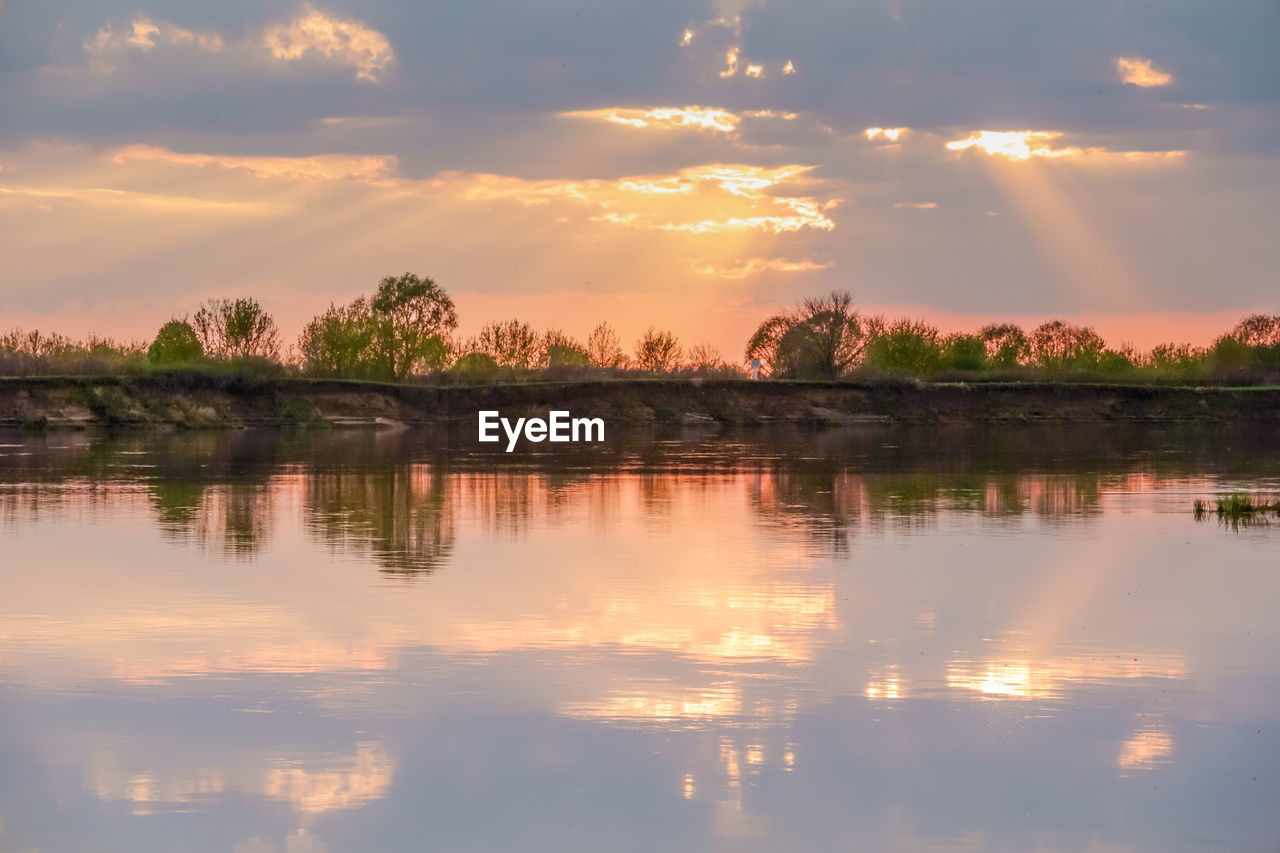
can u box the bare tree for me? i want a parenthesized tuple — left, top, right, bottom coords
(1229, 314, 1280, 347)
(473, 319, 541, 368)
(633, 327, 683, 372)
(586, 321, 627, 368)
(687, 342, 724, 371)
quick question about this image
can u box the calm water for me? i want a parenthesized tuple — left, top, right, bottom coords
(1, 425, 1278, 852)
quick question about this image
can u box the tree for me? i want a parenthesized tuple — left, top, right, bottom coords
(979, 323, 1029, 367)
(367, 273, 457, 379)
(633, 327, 683, 372)
(863, 319, 944, 375)
(451, 351, 500, 377)
(687, 343, 725, 371)
(541, 329, 590, 368)
(473, 319, 540, 368)
(586, 322, 626, 368)
(941, 333, 987, 371)
(745, 291, 869, 379)
(192, 298, 281, 359)
(1097, 346, 1137, 375)
(1147, 343, 1203, 373)
(1029, 320, 1105, 369)
(1229, 314, 1280, 347)
(147, 320, 203, 366)
(297, 299, 376, 377)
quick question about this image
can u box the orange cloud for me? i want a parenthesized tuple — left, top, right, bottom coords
(945, 130, 1186, 163)
(1116, 56, 1173, 88)
(457, 163, 837, 233)
(562, 106, 740, 133)
(112, 144, 396, 181)
(263, 3, 395, 82)
(719, 46, 740, 78)
(84, 14, 225, 68)
(864, 127, 909, 143)
(0, 184, 269, 214)
(693, 258, 833, 278)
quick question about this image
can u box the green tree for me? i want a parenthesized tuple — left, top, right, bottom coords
(1097, 345, 1138, 375)
(1147, 343, 1204, 374)
(297, 299, 377, 377)
(633, 327, 683, 373)
(1209, 334, 1254, 372)
(745, 291, 869, 379)
(863, 319, 944, 375)
(941, 333, 987, 371)
(367, 273, 457, 379)
(147, 320, 203, 366)
(451, 351, 500, 377)
(586, 322, 626, 368)
(192, 298, 281, 360)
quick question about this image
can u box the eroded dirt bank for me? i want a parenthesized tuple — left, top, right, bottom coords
(2, 375, 1279, 430)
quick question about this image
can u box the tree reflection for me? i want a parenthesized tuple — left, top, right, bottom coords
(750, 466, 1108, 542)
(306, 464, 454, 576)
(5, 422, 1280, 565)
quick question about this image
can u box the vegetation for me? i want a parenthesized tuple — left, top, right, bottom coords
(586, 322, 627, 368)
(366, 272, 457, 379)
(193, 298, 281, 360)
(297, 273, 456, 380)
(147, 320, 204, 367)
(633, 328, 683, 373)
(745, 291, 869, 379)
(1194, 492, 1280, 528)
(4, 280, 1280, 387)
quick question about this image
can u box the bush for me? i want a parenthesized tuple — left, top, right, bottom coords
(863, 320, 943, 375)
(148, 320, 204, 366)
(451, 352, 501, 377)
(942, 334, 987, 371)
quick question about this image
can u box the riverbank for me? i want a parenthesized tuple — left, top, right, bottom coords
(2, 374, 1279, 430)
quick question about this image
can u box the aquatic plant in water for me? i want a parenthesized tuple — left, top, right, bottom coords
(1194, 492, 1280, 528)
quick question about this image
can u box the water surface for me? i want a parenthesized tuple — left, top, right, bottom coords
(1, 425, 1278, 852)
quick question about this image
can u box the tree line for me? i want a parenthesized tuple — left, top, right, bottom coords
(2, 276, 1279, 382)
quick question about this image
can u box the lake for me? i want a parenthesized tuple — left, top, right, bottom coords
(1, 425, 1277, 852)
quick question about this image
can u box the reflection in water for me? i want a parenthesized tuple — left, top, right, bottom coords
(1118, 726, 1174, 772)
(945, 654, 1187, 700)
(262, 744, 395, 814)
(1, 425, 1279, 851)
(87, 743, 393, 816)
(307, 465, 454, 575)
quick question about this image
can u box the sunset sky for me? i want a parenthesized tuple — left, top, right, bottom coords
(2, 0, 1277, 357)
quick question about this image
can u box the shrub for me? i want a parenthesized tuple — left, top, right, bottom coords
(147, 320, 204, 366)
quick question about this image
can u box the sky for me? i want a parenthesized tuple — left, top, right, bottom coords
(1, 0, 1278, 358)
